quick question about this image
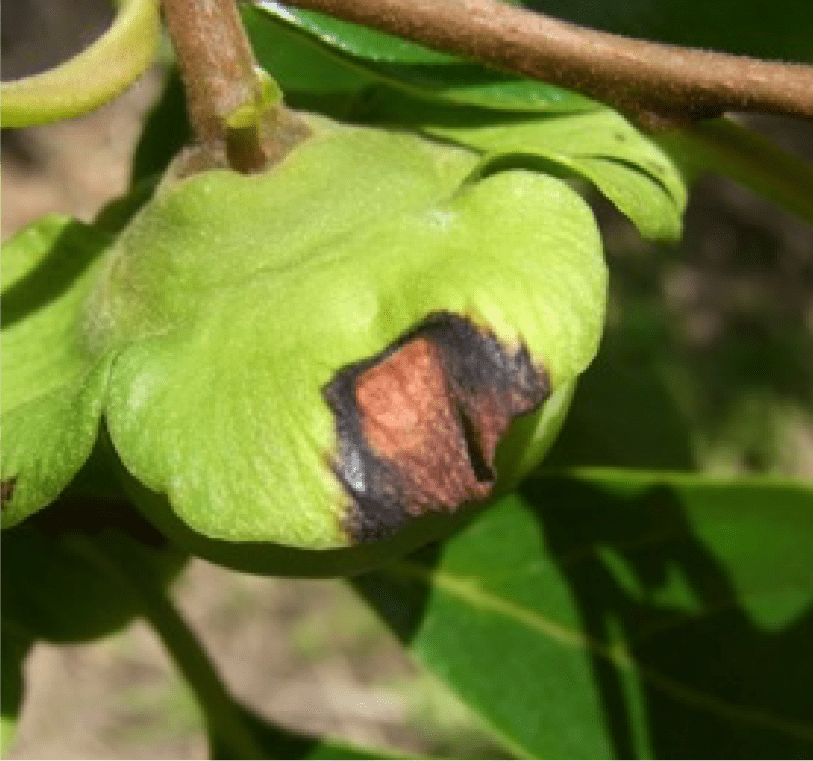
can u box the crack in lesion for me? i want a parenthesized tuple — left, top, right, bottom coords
(453, 397, 495, 484)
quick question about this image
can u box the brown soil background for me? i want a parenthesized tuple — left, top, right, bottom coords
(3, 2, 812, 758)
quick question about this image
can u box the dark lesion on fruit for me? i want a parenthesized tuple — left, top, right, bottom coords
(322, 312, 549, 543)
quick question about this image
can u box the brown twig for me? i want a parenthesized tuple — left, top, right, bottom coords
(162, 0, 309, 172)
(284, 0, 813, 124)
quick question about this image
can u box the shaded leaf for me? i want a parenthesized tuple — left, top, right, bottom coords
(211, 701, 399, 759)
(83, 523, 398, 760)
(355, 472, 813, 758)
(543, 329, 697, 471)
(1, 453, 185, 643)
(545, 211, 813, 478)
(1, 216, 116, 527)
(0, 449, 186, 756)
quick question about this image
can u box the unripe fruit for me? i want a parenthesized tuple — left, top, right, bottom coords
(81, 111, 606, 557)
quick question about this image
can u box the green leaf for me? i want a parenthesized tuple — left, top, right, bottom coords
(87, 525, 397, 760)
(1, 466, 185, 642)
(243, 5, 376, 101)
(1, 0, 160, 127)
(246, 3, 595, 112)
(355, 472, 813, 758)
(88, 116, 606, 549)
(1, 216, 116, 527)
(357, 95, 686, 241)
(542, 329, 698, 472)
(246, 3, 685, 240)
(657, 118, 813, 225)
(0, 440, 184, 755)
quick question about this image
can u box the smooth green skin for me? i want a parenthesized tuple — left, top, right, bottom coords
(113, 383, 576, 577)
(1, 115, 607, 551)
(1, 0, 160, 127)
(85, 115, 607, 548)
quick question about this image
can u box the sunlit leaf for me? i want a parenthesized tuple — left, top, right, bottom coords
(356, 95, 686, 241)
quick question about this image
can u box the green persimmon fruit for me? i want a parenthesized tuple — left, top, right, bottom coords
(5, 111, 607, 565)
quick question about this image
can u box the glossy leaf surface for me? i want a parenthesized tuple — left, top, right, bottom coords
(247, 2, 595, 111)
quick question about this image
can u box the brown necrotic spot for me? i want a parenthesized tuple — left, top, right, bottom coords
(1, 477, 18, 509)
(322, 312, 549, 543)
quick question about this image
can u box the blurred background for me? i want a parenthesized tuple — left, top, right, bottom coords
(3, 0, 812, 757)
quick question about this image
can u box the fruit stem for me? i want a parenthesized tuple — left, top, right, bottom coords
(162, 0, 302, 172)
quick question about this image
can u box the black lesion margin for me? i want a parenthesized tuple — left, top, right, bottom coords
(322, 311, 550, 544)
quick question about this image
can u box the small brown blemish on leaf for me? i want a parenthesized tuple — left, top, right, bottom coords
(1, 477, 18, 510)
(322, 312, 549, 543)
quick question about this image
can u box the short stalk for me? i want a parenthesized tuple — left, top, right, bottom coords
(162, 0, 307, 172)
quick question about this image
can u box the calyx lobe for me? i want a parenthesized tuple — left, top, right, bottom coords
(323, 312, 549, 543)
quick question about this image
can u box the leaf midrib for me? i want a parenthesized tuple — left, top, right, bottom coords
(389, 559, 813, 744)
